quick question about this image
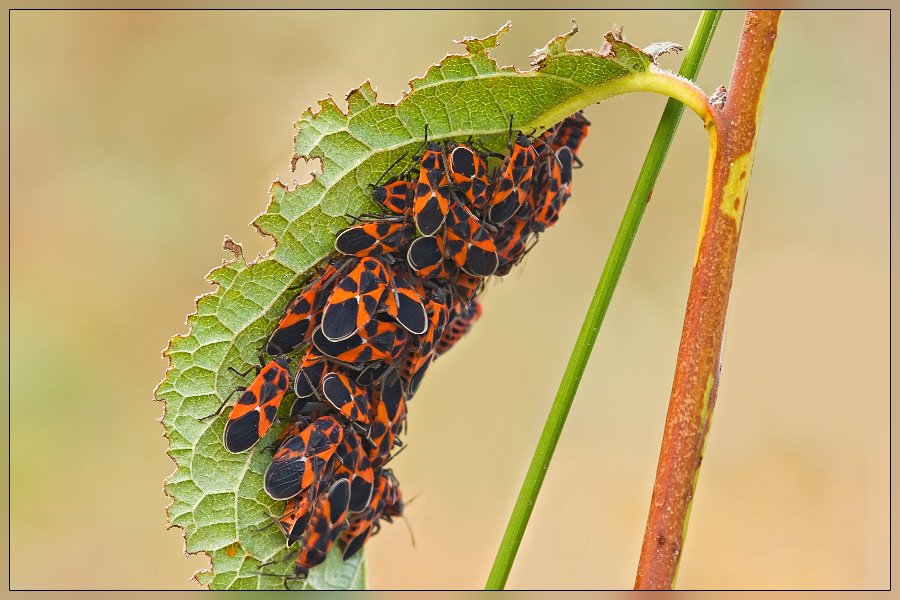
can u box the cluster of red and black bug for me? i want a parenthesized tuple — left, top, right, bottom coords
(202, 112, 590, 581)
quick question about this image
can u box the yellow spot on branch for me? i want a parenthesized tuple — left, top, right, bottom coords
(719, 153, 752, 227)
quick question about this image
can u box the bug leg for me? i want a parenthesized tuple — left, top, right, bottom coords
(198, 386, 246, 421)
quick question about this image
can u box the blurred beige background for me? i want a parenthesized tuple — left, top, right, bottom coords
(9, 10, 889, 589)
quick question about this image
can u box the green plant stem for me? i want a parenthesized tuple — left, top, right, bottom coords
(484, 10, 722, 590)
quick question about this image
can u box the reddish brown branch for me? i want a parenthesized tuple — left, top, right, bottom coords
(634, 10, 781, 590)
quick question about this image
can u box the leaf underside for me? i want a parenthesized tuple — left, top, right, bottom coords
(157, 21, 664, 590)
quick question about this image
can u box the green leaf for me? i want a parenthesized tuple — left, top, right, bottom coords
(157, 21, 677, 590)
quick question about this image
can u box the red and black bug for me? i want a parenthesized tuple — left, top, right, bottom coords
(338, 481, 387, 562)
(321, 372, 370, 425)
(546, 111, 590, 156)
(435, 298, 483, 357)
(370, 136, 430, 215)
(339, 469, 403, 560)
(373, 179, 413, 215)
(452, 272, 484, 302)
(320, 257, 390, 342)
(339, 506, 378, 561)
(265, 264, 343, 356)
(366, 396, 399, 470)
(292, 348, 333, 401)
(290, 347, 360, 421)
(200, 355, 292, 454)
(382, 269, 428, 336)
(264, 415, 344, 501)
(407, 234, 454, 280)
(413, 142, 452, 236)
(276, 480, 322, 545)
(528, 140, 560, 228)
(446, 144, 491, 209)
(350, 448, 375, 514)
(313, 313, 409, 366)
(380, 368, 407, 438)
(554, 145, 575, 204)
(488, 131, 537, 225)
(444, 202, 499, 277)
(292, 477, 351, 578)
(401, 291, 451, 397)
(529, 142, 576, 233)
(332, 428, 375, 514)
(494, 216, 533, 278)
(382, 472, 404, 523)
(264, 426, 316, 501)
(400, 344, 433, 401)
(334, 219, 416, 258)
(270, 412, 313, 452)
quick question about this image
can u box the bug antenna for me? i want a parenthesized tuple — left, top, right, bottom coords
(374, 148, 415, 188)
(377, 443, 409, 468)
(401, 513, 416, 548)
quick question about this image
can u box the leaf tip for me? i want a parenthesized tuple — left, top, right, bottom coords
(529, 19, 579, 64)
(598, 25, 626, 56)
(345, 79, 379, 115)
(193, 568, 214, 587)
(643, 41, 684, 61)
(346, 79, 377, 101)
(455, 21, 511, 55)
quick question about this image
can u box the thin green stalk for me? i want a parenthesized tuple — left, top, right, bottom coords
(484, 10, 722, 590)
